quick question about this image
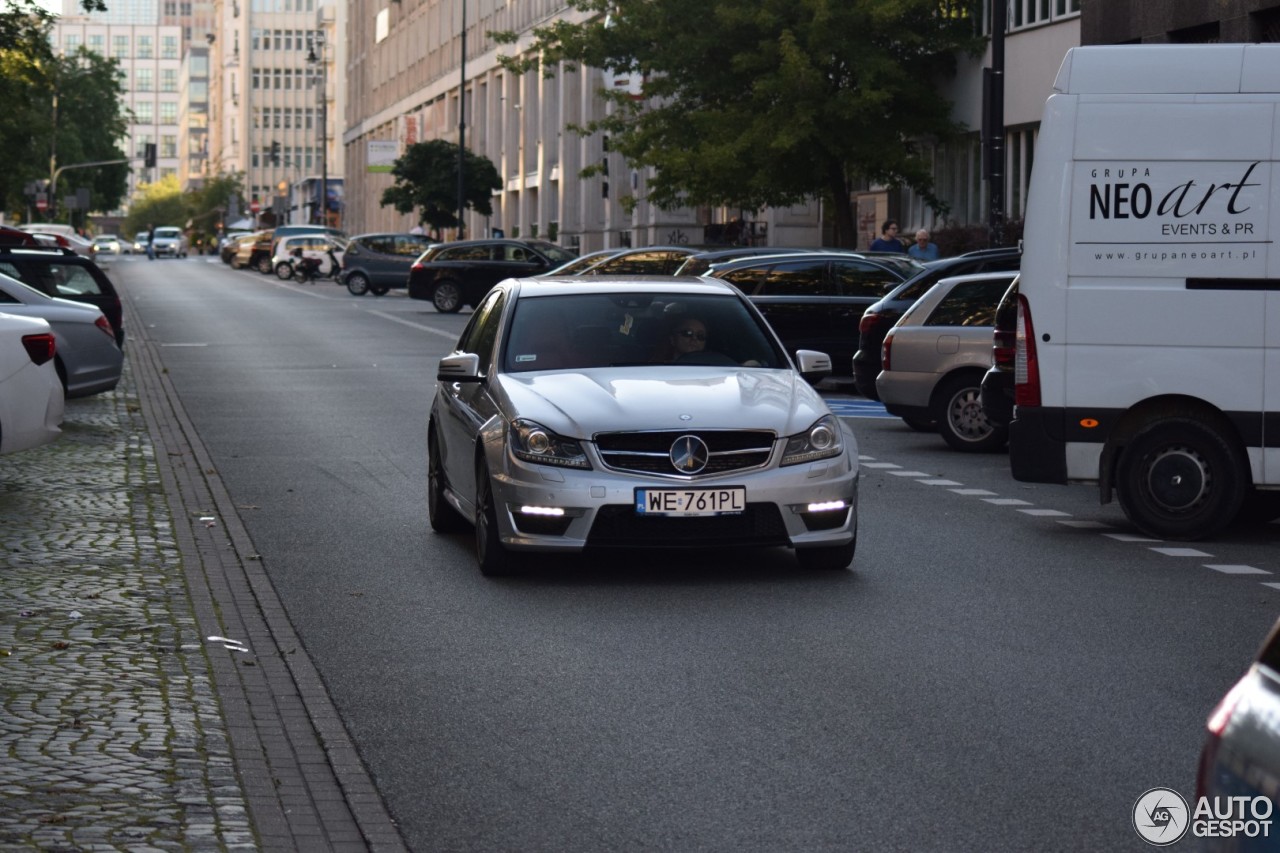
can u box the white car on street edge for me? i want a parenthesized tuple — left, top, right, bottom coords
(0, 311, 63, 455)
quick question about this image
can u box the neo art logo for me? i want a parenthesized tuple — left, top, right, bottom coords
(1088, 162, 1260, 221)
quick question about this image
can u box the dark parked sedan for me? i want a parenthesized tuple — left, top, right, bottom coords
(0, 246, 125, 346)
(341, 232, 437, 296)
(706, 252, 921, 375)
(407, 239, 578, 312)
(853, 246, 1021, 399)
(579, 245, 701, 275)
(980, 276, 1020, 428)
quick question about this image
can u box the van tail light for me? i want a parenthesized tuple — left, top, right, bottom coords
(94, 315, 115, 341)
(22, 332, 56, 366)
(881, 331, 895, 372)
(1013, 294, 1040, 407)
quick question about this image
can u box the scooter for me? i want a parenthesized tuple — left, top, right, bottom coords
(292, 247, 342, 284)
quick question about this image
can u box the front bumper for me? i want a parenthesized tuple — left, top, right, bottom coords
(485, 441, 859, 554)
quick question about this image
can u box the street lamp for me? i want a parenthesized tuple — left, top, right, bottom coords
(307, 33, 328, 227)
(457, 0, 466, 239)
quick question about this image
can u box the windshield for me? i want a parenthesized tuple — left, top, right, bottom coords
(528, 241, 578, 264)
(154, 228, 181, 238)
(503, 292, 785, 373)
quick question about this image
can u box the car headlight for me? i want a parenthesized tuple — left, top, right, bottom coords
(780, 415, 844, 466)
(509, 419, 591, 469)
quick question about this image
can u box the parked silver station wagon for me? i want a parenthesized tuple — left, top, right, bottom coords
(428, 277, 860, 575)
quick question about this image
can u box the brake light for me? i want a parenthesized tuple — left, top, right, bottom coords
(94, 315, 115, 340)
(411, 261, 424, 271)
(992, 327, 1016, 369)
(859, 312, 883, 336)
(1196, 677, 1251, 799)
(1013, 294, 1040, 407)
(21, 332, 56, 365)
(881, 330, 895, 372)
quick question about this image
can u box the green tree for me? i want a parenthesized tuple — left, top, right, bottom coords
(124, 174, 184, 238)
(497, 0, 985, 246)
(185, 172, 246, 245)
(379, 139, 502, 239)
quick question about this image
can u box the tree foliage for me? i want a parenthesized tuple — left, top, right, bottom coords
(185, 172, 246, 241)
(496, 0, 986, 246)
(379, 139, 502, 238)
(0, 4, 130, 224)
(123, 174, 185, 237)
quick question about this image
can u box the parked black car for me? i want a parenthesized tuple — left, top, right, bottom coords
(407, 239, 578, 312)
(705, 252, 922, 375)
(675, 246, 827, 277)
(980, 276, 1021, 428)
(852, 246, 1022, 399)
(578, 245, 702, 275)
(340, 232, 437, 296)
(0, 246, 125, 346)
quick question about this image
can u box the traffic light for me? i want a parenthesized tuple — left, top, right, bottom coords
(143, 143, 156, 168)
(270, 141, 281, 166)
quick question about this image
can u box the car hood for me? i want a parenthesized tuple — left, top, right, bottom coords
(493, 368, 831, 439)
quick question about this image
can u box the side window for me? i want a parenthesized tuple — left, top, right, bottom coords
(833, 261, 902, 298)
(52, 265, 102, 296)
(504, 245, 530, 262)
(396, 236, 431, 256)
(718, 266, 768, 295)
(459, 290, 506, 374)
(442, 245, 492, 262)
(367, 236, 394, 254)
(0, 287, 18, 304)
(924, 278, 1013, 327)
(759, 261, 831, 297)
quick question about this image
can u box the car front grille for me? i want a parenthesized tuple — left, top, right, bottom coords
(586, 503, 789, 548)
(594, 430, 775, 477)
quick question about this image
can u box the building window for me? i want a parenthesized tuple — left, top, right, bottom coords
(64, 34, 80, 53)
(1005, 0, 1079, 32)
(137, 36, 153, 58)
(135, 101, 153, 123)
(113, 35, 129, 59)
(161, 69, 177, 92)
(137, 68, 153, 92)
(160, 102, 178, 124)
(162, 35, 178, 58)
(161, 134, 177, 157)
(87, 34, 104, 54)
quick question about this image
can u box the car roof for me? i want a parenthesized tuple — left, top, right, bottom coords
(0, 245, 87, 261)
(510, 275, 740, 298)
(707, 250, 905, 270)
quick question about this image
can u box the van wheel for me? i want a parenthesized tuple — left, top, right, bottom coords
(935, 374, 1007, 452)
(433, 280, 463, 313)
(1116, 418, 1248, 540)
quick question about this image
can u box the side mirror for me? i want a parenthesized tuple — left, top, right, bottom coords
(794, 350, 832, 385)
(437, 352, 482, 382)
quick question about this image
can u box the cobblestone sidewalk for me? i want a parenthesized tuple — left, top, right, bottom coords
(0, 366, 253, 850)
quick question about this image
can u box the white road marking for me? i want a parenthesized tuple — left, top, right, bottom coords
(1150, 547, 1213, 558)
(920, 479, 962, 486)
(1207, 565, 1271, 575)
(1056, 520, 1112, 529)
(1104, 533, 1162, 543)
(982, 498, 1033, 506)
(1018, 508, 1071, 517)
(950, 488, 996, 496)
(888, 470, 930, 477)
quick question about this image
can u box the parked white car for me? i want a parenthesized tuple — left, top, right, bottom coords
(149, 226, 189, 258)
(0, 311, 63, 455)
(0, 273, 122, 398)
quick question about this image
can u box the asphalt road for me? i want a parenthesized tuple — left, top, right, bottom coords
(110, 254, 1280, 851)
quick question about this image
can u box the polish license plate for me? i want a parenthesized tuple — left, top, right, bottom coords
(635, 487, 746, 516)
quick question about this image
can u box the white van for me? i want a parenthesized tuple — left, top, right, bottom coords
(1010, 43, 1280, 540)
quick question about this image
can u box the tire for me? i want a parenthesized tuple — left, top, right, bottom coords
(475, 460, 519, 576)
(1115, 417, 1248, 540)
(934, 373, 1007, 452)
(346, 272, 370, 296)
(432, 280, 464, 313)
(292, 268, 308, 283)
(256, 255, 272, 275)
(370, 283, 390, 296)
(275, 261, 293, 280)
(428, 431, 467, 534)
(796, 539, 856, 571)
(902, 416, 938, 433)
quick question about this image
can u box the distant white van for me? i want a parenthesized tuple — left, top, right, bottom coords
(1010, 43, 1280, 540)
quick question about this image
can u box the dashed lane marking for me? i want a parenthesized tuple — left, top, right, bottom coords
(827, 398, 896, 418)
(858, 451, 1278, 593)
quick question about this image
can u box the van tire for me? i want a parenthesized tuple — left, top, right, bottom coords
(1115, 417, 1248, 540)
(935, 373, 1007, 452)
